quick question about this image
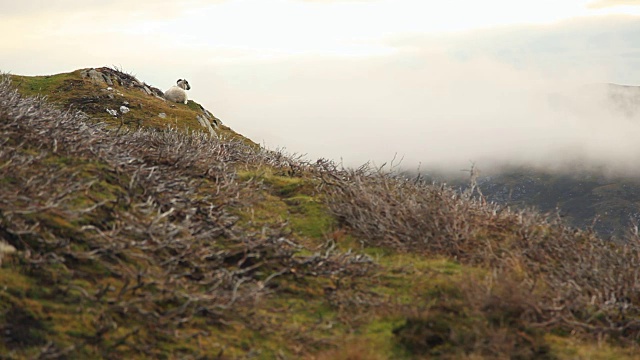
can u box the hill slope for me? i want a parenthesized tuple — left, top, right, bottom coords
(431, 83, 640, 239)
(1, 68, 640, 359)
(475, 166, 640, 238)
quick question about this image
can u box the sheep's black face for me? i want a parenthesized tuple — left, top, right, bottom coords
(177, 79, 191, 91)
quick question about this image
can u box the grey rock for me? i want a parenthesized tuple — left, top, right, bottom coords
(196, 114, 217, 137)
(119, 106, 130, 114)
(206, 110, 223, 126)
(0, 241, 17, 266)
(106, 108, 118, 117)
(158, 113, 167, 119)
(197, 108, 222, 126)
(149, 87, 165, 97)
(87, 69, 106, 84)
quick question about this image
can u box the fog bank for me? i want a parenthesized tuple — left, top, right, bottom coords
(199, 49, 640, 175)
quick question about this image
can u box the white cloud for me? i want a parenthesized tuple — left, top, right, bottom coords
(2, 2, 640, 174)
(0, 0, 224, 18)
(188, 17, 640, 173)
(199, 52, 613, 169)
(589, 0, 640, 8)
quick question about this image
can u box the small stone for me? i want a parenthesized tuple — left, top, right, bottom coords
(106, 108, 118, 116)
(107, 87, 113, 91)
(123, 101, 129, 106)
(119, 106, 130, 114)
(0, 241, 16, 256)
(158, 113, 167, 118)
(196, 114, 217, 137)
(0, 241, 16, 266)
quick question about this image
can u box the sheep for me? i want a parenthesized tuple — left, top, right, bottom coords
(164, 79, 191, 104)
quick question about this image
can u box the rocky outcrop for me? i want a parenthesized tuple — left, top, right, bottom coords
(194, 102, 223, 137)
(194, 102, 222, 127)
(79, 67, 222, 136)
(80, 67, 165, 99)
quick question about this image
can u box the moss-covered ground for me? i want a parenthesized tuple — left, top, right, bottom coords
(1, 68, 639, 359)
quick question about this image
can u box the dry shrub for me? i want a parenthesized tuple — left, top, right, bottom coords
(323, 166, 640, 345)
(0, 76, 374, 357)
(465, 272, 553, 359)
(393, 271, 551, 359)
(320, 164, 487, 256)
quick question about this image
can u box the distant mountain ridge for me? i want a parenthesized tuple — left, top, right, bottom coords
(546, 82, 640, 119)
(605, 82, 640, 118)
(473, 166, 640, 238)
(487, 82, 640, 237)
(425, 82, 640, 238)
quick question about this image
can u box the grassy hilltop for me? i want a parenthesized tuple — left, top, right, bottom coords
(1, 68, 640, 359)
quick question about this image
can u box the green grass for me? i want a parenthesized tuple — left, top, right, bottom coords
(10, 72, 78, 98)
(236, 168, 336, 242)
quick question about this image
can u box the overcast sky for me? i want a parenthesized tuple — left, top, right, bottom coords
(2, 0, 640, 172)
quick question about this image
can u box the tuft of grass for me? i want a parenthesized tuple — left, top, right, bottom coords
(286, 195, 335, 239)
(236, 168, 335, 241)
(10, 72, 78, 98)
(309, 339, 390, 360)
(546, 335, 640, 360)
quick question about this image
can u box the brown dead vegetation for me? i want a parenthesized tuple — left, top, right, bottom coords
(322, 164, 640, 355)
(0, 76, 374, 358)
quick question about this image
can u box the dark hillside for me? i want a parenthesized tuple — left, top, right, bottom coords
(420, 83, 640, 239)
(1, 69, 640, 359)
(475, 167, 640, 238)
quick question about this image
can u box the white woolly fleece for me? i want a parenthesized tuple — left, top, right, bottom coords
(164, 79, 190, 104)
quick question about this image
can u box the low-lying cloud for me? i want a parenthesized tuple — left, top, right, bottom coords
(588, 0, 640, 9)
(2, 5, 640, 176)
(0, 0, 222, 18)
(197, 21, 640, 175)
